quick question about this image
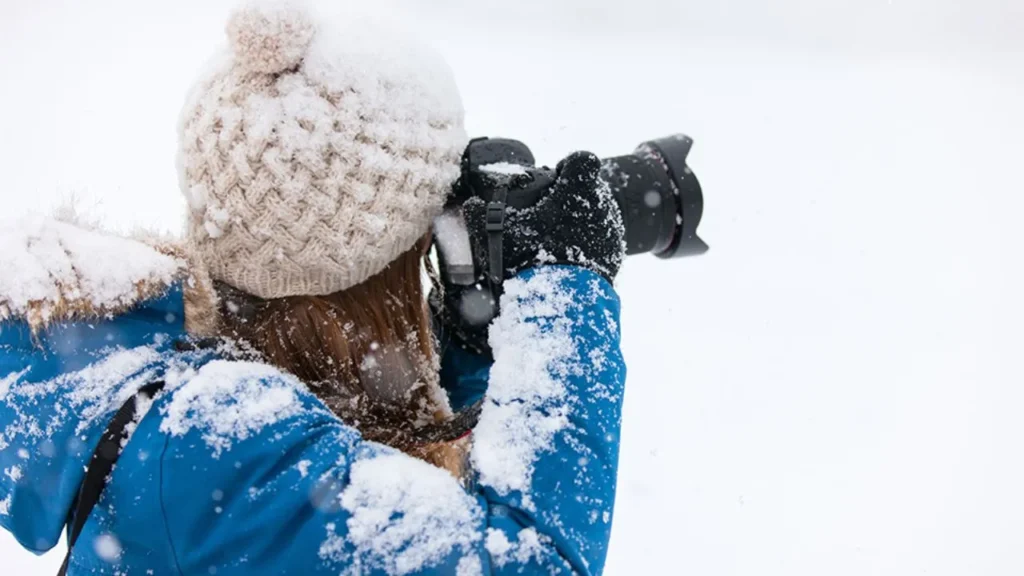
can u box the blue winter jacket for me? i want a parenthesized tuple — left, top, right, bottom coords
(0, 224, 625, 575)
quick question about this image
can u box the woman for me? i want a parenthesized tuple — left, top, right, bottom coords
(0, 1, 626, 574)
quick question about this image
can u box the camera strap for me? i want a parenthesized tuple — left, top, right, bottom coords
(57, 381, 165, 576)
(485, 186, 508, 289)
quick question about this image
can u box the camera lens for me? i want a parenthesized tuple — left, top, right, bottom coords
(600, 134, 708, 258)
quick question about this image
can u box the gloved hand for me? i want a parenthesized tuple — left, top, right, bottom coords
(463, 151, 626, 284)
(431, 151, 626, 357)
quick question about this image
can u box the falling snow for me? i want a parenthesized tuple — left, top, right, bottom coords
(93, 533, 123, 563)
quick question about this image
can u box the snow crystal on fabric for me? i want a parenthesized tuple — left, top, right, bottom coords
(509, 527, 547, 565)
(485, 527, 549, 568)
(0, 367, 29, 400)
(123, 385, 161, 449)
(484, 528, 511, 557)
(4, 466, 22, 482)
(320, 451, 483, 575)
(471, 268, 578, 503)
(160, 361, 305, 457)
(1, 347, 162, 448)
(455, 554, 483, 576)
(0, 215, 182, 326)
(67, 347, 163, 434)
(0, 493, 11, 516)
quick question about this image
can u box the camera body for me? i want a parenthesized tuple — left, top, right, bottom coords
(432, 134, 708, 336)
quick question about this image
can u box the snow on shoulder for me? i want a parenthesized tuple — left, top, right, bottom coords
(471, 268, 579, 508)
(1, 345, 165, 475)
(321, 449, 484, 575)
(159, 360, 307, 458)
(0, 215, 185, 331)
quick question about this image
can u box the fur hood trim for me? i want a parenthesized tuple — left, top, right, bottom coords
(0, 215, 219, 336)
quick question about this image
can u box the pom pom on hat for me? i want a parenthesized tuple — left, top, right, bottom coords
(226, 0, 316, 74)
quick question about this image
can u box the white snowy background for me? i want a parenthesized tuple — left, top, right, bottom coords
(2, 0, 1023, 574)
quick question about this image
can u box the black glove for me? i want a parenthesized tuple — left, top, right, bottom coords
(431, 151, 626, 356)
(463, 151, 626, 284)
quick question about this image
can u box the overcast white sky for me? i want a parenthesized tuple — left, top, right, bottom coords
(416, 0, 1024, 55)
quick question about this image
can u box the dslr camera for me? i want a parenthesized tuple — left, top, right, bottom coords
(433, 134, 708, 330)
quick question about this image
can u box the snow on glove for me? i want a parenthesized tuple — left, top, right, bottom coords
(463, 151, 626, 284)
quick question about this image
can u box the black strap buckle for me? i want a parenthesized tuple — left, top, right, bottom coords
(486, 187, 508, 287)
(485, 201, 506, 232)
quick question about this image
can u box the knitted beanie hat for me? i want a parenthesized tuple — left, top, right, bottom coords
(177, 0, 467, 299)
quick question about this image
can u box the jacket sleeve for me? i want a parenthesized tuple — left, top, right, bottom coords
(471, 266, 626, 575)
(0, 284, 190, 555)
(156, 266, 625, 575)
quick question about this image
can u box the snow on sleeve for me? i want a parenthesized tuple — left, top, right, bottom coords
(470, 268, 579, 507)
(485, 527, 550, 569)
(0, 215, 184, 329)
(159, 360, 308, 457)
(458, 553, 485, 573)
(0, 367, 29, 400)
(0, 493, 11, 516)
(455, 554, 483, 576)
(320, 450, 484, 575)
(4, 465, 22, 482)
(66, 347, 163, 434)
(2, 346, 164, 447)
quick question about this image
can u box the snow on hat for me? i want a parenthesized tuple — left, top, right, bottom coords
(178, 0, 467, 299)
